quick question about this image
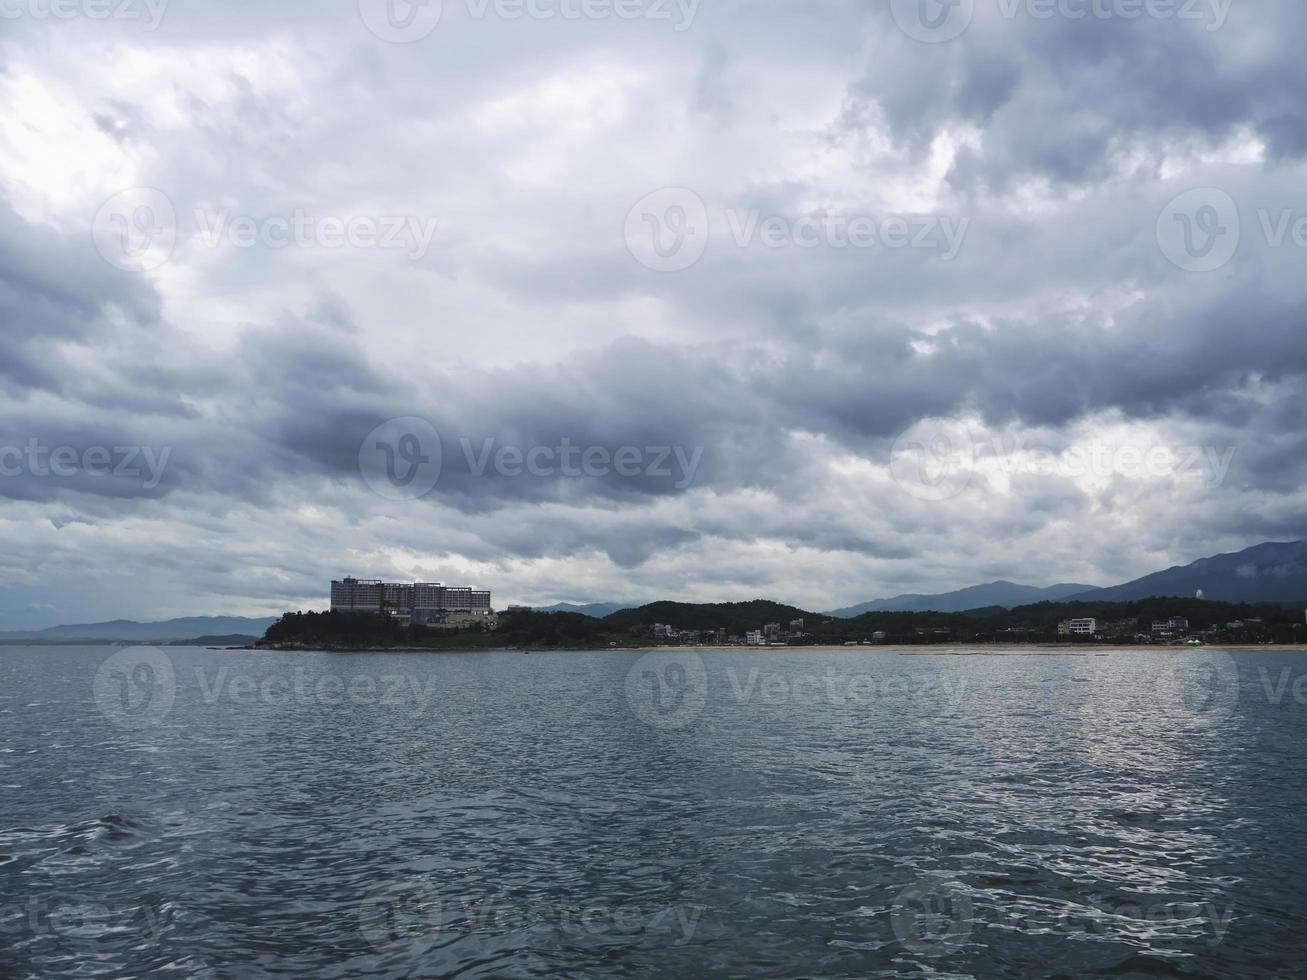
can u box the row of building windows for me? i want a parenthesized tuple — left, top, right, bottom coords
(330, 578, 492, 614)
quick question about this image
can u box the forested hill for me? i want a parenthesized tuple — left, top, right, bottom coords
(260, 598, 1307, 649)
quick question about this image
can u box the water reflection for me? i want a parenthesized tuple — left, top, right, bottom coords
(0, 646, 1303, 977)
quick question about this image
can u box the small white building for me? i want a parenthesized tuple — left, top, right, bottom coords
(1058, 618, 1098, 636)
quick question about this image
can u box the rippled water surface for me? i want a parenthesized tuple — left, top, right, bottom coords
(2, 645, 1306, 978)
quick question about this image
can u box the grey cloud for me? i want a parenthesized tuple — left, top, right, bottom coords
(1, 1, 1305, 627)
(857, 2, 1307, 189)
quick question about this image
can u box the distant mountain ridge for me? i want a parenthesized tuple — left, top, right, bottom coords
(532, 602, 636, 618)
(825, 540, 1307, 616)
(537, 542, 1307, 621)
(10, 540, 1305, 641)
(1068, 540, 1307, 604)
(826, 581, 1098, 617)
(0, 616, 279, 643)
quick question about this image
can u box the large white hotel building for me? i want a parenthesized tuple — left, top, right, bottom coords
(330, 577, 493, 624)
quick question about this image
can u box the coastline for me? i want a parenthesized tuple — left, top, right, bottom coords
(249, 643, 1307, 654)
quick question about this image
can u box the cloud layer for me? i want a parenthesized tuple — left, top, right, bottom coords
(0, 0, 1304, 627)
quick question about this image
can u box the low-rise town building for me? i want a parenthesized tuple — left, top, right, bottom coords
(1058, 618, 1098, 637)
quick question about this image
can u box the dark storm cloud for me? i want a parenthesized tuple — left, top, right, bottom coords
(0, 200, 160, 393)
(859, 2, 1307, 188)
(231, 330, 756, 507)
(3, 199, 1305, 522)
(2, 0, 1307, 626)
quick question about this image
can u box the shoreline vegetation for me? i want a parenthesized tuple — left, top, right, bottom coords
(257, 598, 1307, 653)
(250, 643, 1307, 654)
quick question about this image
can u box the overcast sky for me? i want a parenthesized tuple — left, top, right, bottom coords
(1, 0, 1304, 628)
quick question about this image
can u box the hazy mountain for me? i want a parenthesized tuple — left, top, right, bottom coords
(827, 581, 1098, 617)
(534, 602, 637, 618)
(1069, 540, 1307, 604)
(0, 616, 279, 643)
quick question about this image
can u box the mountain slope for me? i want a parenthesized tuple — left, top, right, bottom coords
(0, 616, 280, 642)
(1069, 540, 1307, 604)
(533, 602, 636, 618)
(827, 581, 1097, 617)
